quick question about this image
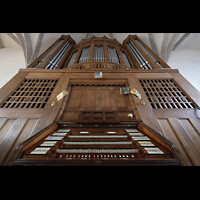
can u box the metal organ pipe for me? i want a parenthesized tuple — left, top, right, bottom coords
(45, 40, 71, 69)
(101, 46, 105, 61)
(127, 40, 153, 69)
(97, 46, 100, 61)
(134, 39, 164, 68)
(120, 51, 131, 68)
(127, 41, 145, 68)
(79, 46, 91, 63)
(34, 39, 64, 68)
(108, 47, 119, 63)
(66, 51, 78, 67)
(99, 46, 102, 61)
(93, 46, 97, 61)
(93, 46, 105, 61)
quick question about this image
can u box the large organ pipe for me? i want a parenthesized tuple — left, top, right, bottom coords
(34, 39, 64, 68)
(132, 41, 152, 69)
(45, 41, 71, 69)
(134, 39, 164, 68)
(127, 41, 144, 68)
(52, 41, 71, 68)
(128, 41, 153, 69)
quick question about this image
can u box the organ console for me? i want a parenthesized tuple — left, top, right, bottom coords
(13, 121, 181, 166)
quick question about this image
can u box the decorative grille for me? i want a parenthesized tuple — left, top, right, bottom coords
(1, 79, 58, 108)
(139, 79, 194, 109)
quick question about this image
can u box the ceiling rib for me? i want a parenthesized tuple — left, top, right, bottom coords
(161, 33, 171, 62)
(148, 33, 159, 55)
(165, 33, 180, 62)
(24, 33, 33, 66)
(15, 33, 27, 62)
(29, 33, 44, 64)
(5, 33, 20, 46)
(172, 33, 191, 51)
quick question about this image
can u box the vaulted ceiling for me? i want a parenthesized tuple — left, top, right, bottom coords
(0, 33, 199, 67)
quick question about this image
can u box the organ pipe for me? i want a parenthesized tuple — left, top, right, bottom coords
(93, 46, 105, 61)
(127, 40, 153, 69)
(34, 39, 64, 68)
(134, 39, 164, 68)
(45, 40, 71, 69)
(67, 51, 78, 67)
(108, 47, 120, 63)
(120, 51, 131, 68)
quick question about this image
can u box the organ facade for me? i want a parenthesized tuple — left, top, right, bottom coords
(0, 34, 200, 166)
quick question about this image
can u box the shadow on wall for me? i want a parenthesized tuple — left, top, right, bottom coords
(0, 48, 26, 88)
(168, 48, 200, 92)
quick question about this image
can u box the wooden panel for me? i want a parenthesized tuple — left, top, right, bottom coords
(0, 119, 17, 146)
(84, 87, 98, 110)
(158, 118, 200, 166)
(61, 84, 134, 122)
(0, 118, 7, 130)
(0, 117, 39, 165)
(180, 119, 200, 152)
(113, 88, 131, 111)
(66, 88, 83, 110)
(99, 88, 112, 110)
(0, 118, 28, 165)
(126, 74, 164, 135)
(4, 118, 39, 165)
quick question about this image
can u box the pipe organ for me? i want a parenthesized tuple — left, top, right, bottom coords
(0, 34, 200, 166)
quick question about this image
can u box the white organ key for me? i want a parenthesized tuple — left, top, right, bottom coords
(68, 135, 127, 138)
(30, 147, 50, 154)
(63, 141, 132, 145)
(144, 147, 164, 154)
(56, 149, 138, 154)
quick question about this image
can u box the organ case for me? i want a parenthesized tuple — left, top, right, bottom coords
(0, 34, 200, 166)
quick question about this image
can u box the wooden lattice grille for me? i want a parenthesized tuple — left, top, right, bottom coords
(1, 79, 58, 108)
(139, 79, 195, 109)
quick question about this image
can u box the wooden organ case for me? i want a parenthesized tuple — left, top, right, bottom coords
(1, 35, 200, 166)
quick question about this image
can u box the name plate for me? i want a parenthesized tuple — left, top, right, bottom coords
(56, 90, 68, 101)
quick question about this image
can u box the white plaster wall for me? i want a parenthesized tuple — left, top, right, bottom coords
(167, 48, 200, 92)
(0, 48, 26, 88)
